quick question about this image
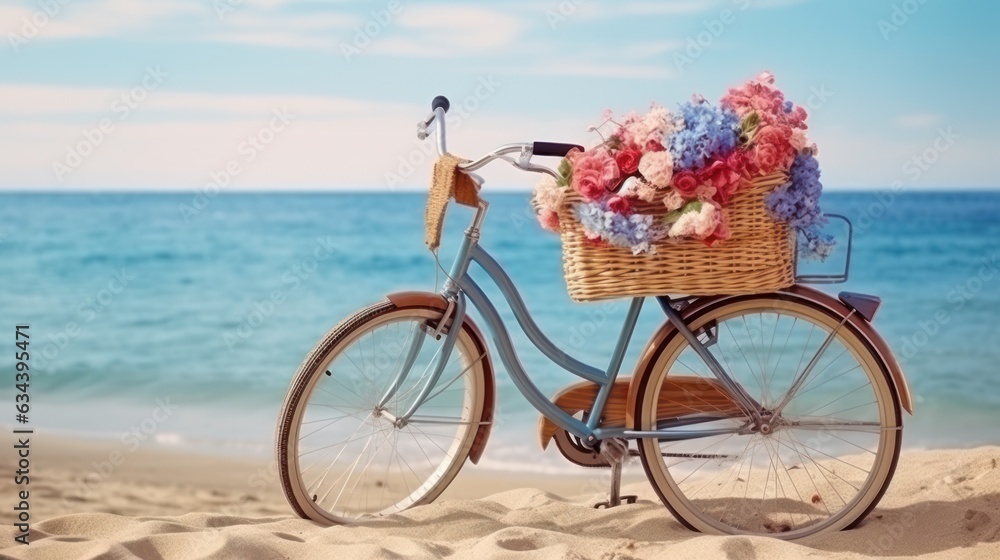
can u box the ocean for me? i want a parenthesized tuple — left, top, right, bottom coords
(1, 191, 998, 472)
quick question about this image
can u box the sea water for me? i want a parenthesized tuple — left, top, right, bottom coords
(0, 191, 998, 472)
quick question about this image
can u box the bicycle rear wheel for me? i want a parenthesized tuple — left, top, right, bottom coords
(275, 300, 488, 524)
(634, 295, 902, 539)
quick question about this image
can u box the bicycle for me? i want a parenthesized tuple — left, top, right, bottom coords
(275, 96, 914, 539)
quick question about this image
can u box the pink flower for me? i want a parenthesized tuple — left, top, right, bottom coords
(615, 147, 642, 175)
(785, 104, 809, 131)
(754, 144, 780, 175)
(752, 125, 795, 174)
(607, 195, 631, 215)
(721, 72, 809, 158)
(638, 151, 674, 188)
(694, 183, 717, 202)
(570, 148, 619, 200)
(721, 73, 786, 119)
(702, 218, 731, 247)
(573, 169, 605, 200)
(539, 209, 561, 233)
(671, 171, 700, 197)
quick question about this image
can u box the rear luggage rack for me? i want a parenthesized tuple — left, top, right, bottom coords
(795, 213, 852, 284)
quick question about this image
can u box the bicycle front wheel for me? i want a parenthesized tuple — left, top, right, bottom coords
(276, 299, 488, 524)
(634, 295, 902, 539)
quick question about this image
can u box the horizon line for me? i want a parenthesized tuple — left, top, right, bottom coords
(1, 186, 999, 195)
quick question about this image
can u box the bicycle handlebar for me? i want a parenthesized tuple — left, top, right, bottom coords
(417, 96, 576, 182)
(431, 95, 450, 113)
(531, 141, 583, 158)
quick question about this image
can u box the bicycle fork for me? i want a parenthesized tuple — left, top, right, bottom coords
(375, 293, 467, 427)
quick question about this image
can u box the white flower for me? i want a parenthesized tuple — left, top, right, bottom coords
(619, 176, 659, 202)
(662, 189, 685, 211)
(790, 128, 809, 152)
(532, 175, 564, 212)
(626, 104, 673, 147)
(668, 202, 718, 239)
(638, 151, 674, 188)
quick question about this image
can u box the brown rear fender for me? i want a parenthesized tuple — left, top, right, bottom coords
(625, 286, 913, 428)
(385, 291, 495, 464)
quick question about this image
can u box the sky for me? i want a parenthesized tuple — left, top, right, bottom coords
(0, 0, 996, 191)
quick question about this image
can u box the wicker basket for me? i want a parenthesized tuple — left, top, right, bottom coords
(558, 172, 795, 301)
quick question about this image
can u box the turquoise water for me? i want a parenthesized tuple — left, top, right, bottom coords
(1, 192, 998, 471)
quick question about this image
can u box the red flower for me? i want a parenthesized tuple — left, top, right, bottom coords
(671, 171, 700, 197)
(697, 158, 742, 205)
(644, 139, 666, 152)
(607, 195, 632, 215)
(615, 148, 642, 175)
(726, 150, 756, 181)
(569, 148, 620, 200)
(583, 234, 608, 248)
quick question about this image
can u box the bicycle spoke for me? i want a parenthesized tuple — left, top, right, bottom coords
(643, 302, 898, 538)
(284, 311, 481, 520)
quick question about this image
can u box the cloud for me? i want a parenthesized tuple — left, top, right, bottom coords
(560, 0, 811, 20)
(0, 86, 987, 190)
(619, 40, 686, 58)
(511, 61, 673, 80)
(205, 10, 359, 49)
(618, 1, 727, 15)
(896, 113, 943, 128)
(1, 0, 209, 40)
(0, 85, 413, 119)
(362, 5, 522, 57)
(0, 85, 589, 190)
(4, 1, 524, 54)
(0, 0, 358, 49)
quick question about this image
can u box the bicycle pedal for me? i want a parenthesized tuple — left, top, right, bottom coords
(599, 438, 629, 464)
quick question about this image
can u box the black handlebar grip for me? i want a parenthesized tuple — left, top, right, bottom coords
(431, 95, 450, 113)
(532, 141, 585, 157)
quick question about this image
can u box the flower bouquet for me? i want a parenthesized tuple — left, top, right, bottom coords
(533, 72, 834, 301)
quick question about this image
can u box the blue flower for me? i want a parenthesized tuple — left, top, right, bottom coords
(574, 200, 659, 254)
(668, 99, 741, 172)
(765, 152, 835, 260)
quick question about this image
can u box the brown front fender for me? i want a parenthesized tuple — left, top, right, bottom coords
(385, 291, 496, 464)
(625, 286, 913, 428)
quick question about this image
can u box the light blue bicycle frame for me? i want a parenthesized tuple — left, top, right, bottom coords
(381, 201, 762, 448)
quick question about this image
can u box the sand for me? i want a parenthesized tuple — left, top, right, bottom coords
(1, 437, 999, 559)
